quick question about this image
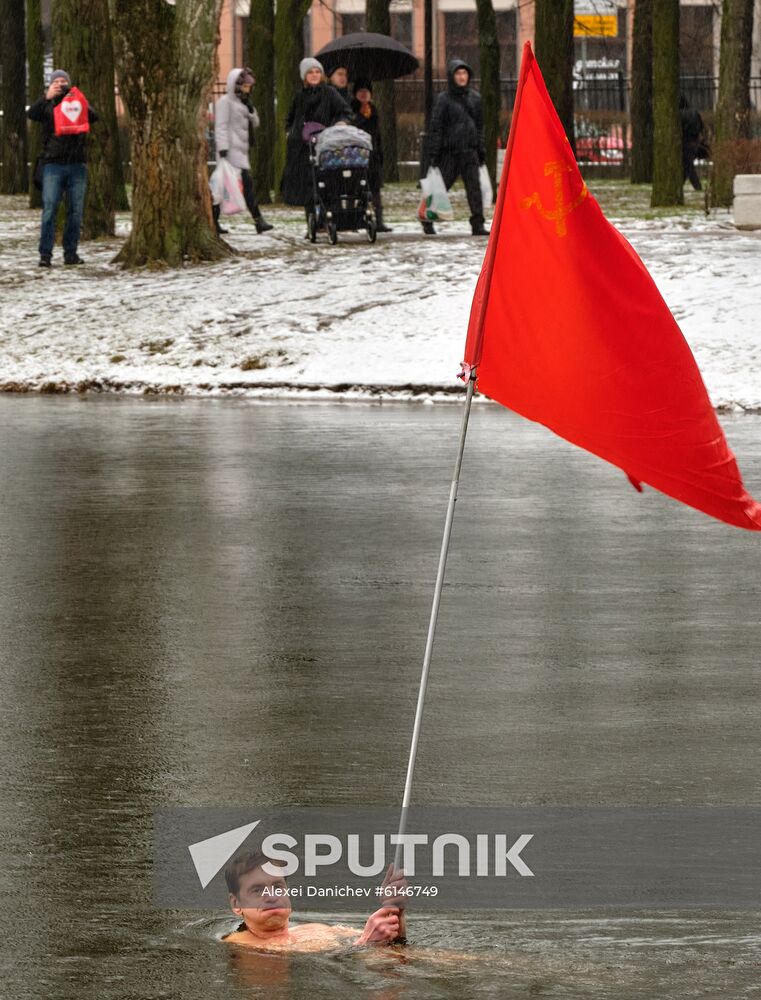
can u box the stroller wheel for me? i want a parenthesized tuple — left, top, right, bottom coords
(307, 212, 318, 244)
(366, 218, 377, 244)
(327, 221, 338, 245)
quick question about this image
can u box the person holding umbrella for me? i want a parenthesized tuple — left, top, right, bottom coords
(316, 33, 419, 212)
(280, 58, 352, 226)
(422, 59, 488, 237)
(352, 79, 392, 233)
(316, 32, 418, 83)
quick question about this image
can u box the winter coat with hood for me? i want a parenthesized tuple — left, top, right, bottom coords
(427, 60, 485, 164)
(214, 68, 260, 170)
(280, 83, 351, 206)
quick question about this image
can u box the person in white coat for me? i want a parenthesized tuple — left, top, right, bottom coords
(214, 67, 273, 234)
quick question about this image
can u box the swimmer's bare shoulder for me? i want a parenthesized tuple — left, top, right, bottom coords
(224, 926, 478, 962)
(224, 922, 360, 952)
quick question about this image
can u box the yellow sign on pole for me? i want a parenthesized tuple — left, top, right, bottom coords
(573, 14, 618, 37)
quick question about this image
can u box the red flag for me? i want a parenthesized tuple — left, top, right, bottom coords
(465, 43, 761, 531)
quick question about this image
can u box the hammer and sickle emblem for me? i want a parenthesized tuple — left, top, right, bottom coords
(521, 160, 588, 237)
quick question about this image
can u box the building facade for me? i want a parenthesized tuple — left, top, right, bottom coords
(217, 0, 733, 89)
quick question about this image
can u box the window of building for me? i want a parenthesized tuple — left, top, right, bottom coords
(239, 17, 249, 62)
(680, 4, 714, 77)
(303, 10, 312, 56)
(339, 10, 412, 49)
(391, 11, 413, 51)
(239, 12, 311, 66)
(340, 12, 365, 35)
(573, 7, 627, 76)
(442, 10, 516, 78)
(572, 7, 627, 110)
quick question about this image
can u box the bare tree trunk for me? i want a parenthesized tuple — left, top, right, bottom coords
(366, 0, 399, 182)
(713, 0, 755, 205)
(273, 0, 311, 193)
(651, 0, 682, 205)
(0, 0, 29, 194)
(534, 0, 575, 151)
(27, 0, 45, 207)
(53, 0, 128, 237)
(475, 0, 500, 190)
(248, 0, 275, 203)
(630, 0, 654, 184)
(109, 0, 231, 268)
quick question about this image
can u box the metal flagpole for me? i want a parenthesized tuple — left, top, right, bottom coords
(390, 370, 477, 939)
(387, 44, 534, 943)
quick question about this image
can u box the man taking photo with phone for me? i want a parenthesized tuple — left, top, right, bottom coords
(27, 69, 99, 268)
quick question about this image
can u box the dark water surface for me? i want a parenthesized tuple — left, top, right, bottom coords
(0, 396, 760, 999)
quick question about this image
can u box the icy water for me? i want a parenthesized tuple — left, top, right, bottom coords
(1, 395, 760, 1000)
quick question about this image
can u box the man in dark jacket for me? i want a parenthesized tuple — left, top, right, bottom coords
(27, 70, 99, 267)
(679, 95, 704, 192)
(423, 59, 488, 237)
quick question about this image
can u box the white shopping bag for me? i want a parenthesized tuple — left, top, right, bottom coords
(209, 159, 246, 215)
(418, 167, 454, 222)
(479, 164, 494, 208)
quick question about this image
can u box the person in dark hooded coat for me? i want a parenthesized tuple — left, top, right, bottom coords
(679, 95, 704, 192)
(280, 58, 352, 218)
(422, 58, 488, 236)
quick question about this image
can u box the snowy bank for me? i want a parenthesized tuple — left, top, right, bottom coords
(1, 184, 759, 409)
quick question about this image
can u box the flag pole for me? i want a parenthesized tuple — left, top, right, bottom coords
(390, 369, 476, 941)
(393, 41, 533, 856)
(389, 45, 535, 943)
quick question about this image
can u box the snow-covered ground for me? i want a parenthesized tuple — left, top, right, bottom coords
(1, 183, 759, 408)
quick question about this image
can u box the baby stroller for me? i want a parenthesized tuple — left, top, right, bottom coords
(306, 123, 377, 245)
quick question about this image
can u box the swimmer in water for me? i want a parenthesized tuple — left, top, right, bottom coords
(223, 849, 406, 952)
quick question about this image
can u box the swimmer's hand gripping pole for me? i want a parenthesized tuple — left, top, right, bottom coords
(391, 369, 477, 944)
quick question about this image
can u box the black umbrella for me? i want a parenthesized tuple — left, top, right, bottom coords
(315, 32, 419, 81)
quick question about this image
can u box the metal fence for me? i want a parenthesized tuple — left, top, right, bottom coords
(393, 76, 761, 117)
(206, 74, 761, 121)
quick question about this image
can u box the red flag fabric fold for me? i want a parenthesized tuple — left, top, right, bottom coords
(465, 43, 761, 531)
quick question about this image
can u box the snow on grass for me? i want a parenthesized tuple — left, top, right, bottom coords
(1, 182, 759, 408)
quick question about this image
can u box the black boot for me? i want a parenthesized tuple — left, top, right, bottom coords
(421, 221, 436, 235)
(471, 216, 489, 236)
(373, 194, 392, 233)
(212, 204, 228, 235)
(253, 209, 273, 234)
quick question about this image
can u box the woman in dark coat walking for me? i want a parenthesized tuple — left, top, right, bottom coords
(352, 79, 392, 233)
(280, 58, 351, 218)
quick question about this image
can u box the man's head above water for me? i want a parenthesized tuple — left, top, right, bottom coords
(225, 850, 292, 937)
(223, 849, 407, 950)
